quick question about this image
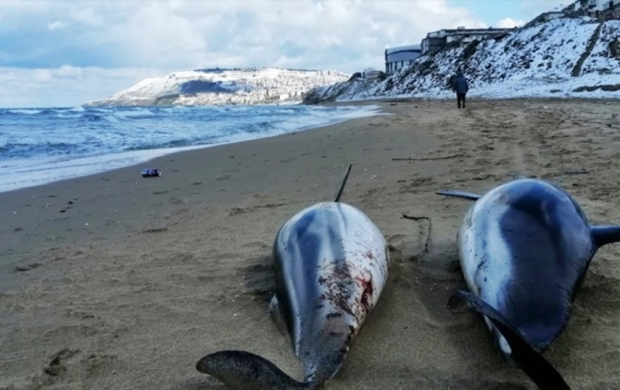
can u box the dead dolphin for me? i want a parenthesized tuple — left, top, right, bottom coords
(438, 178, 620, 389)
(196, 165, 389, 389)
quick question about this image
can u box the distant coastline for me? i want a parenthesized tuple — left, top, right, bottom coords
(84, 67, 350, 108)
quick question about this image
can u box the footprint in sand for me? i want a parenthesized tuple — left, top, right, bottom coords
(168, 198, 184, 205)
(241, 255, 275, 297)
(241, 241, 270, 250)
(43, 348, 80, 377)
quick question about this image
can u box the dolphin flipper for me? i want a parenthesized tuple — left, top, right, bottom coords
(436, 190, 480, 200)
(196, 350, 312, 390)
(591, 225, 620, 247)
(333, 164, 352, 203)
(448, 290, 570, 390)
(268, 295, 288, 336)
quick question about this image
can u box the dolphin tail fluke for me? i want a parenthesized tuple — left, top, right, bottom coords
(333, 164, 352, 202)
(436, 190, 480, 201)
(448, 291, 570, 390)
(591, 225, 620, 247)
(196, 350, 312, 390)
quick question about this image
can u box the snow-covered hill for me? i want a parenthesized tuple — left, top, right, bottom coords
(85, 68, 350, 107)
(304, 17, 620, 103)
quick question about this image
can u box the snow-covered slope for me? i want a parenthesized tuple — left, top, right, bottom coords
(305, 17, 620, 103)
(86, 68, 350, 107)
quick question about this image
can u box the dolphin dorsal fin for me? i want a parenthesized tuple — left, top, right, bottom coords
(436, 190, 480, 201)
(448, 291, 571, 390)
(591, 225, 620, 248)
(333, 164, 352, 202)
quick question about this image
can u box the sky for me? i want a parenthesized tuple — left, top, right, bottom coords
(0, 0, 568, 108)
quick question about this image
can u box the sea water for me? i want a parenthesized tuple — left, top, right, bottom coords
(0, 104, 381, 193)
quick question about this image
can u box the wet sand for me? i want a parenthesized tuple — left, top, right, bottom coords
(2, 98, 620, 389)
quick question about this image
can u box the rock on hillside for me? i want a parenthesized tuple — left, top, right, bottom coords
(304, 17, 620, 103)
(85, 68, 350, 107)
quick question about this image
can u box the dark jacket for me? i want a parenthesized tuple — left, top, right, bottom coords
(453, 74, 469, 94)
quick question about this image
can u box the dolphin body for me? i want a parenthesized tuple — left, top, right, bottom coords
(197, 165, 389, 389)
(438, 179, 620, 390)
(439, 178, 620, 390)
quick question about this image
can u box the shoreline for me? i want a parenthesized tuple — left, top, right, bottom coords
(3, 98, 620, 389)
(0, 103, 384, 195)
(320, 94, 620, 106)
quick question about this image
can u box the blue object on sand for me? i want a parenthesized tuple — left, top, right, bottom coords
(141, 169, 161, 177)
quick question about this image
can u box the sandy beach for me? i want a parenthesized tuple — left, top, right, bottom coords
(3, 98, 620, 389)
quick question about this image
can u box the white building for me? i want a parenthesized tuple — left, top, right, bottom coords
(363, 68, 382, 80)
(384, 45, 422, 74)
(579, 0, 620, 10)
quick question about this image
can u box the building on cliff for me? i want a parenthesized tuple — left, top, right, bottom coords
(384, 45, 422, 74)
(578, 0, 620, 11)
(420, 26, 517, 55)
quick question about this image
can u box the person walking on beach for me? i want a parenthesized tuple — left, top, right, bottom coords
(452, 71, 469, 109)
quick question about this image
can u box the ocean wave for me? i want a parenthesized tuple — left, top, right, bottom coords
(8, 109, 44, 115)
(0, 104, 381, 193)
(124, 137, 215, 151)
(0, 141, 99, 159)
(111, 108, 156, 119)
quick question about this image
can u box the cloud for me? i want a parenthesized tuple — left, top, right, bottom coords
(70, 7, 104, 27)
(48, 21, 68, 31)
(496, 18, 526, 28)
(0, 0, 485, 71)
(0, 67, 162, 108)
(0, 0, 556, 107)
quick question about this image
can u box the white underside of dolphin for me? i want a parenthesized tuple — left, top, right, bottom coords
(459, 196, 515, 356)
